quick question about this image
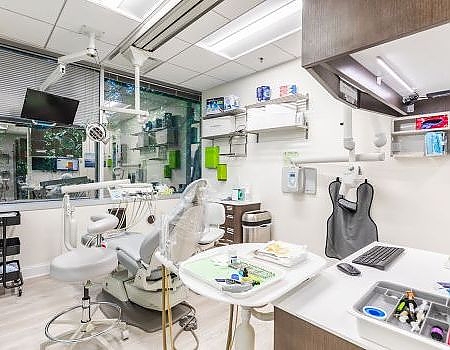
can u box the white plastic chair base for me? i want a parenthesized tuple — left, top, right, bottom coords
(41, 301, 128, 349)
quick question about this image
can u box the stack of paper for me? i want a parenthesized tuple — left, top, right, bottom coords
(254, 241, 308, 267)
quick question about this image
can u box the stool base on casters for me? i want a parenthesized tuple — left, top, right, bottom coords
(41, 287, 128, 349)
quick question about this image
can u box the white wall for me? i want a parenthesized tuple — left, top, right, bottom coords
(204, 59, 450, 258)
(6, 198, 178, 279)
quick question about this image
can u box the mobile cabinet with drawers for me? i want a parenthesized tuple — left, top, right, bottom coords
(219, 202, 261, 244)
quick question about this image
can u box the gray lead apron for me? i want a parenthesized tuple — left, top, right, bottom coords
(325, 179, 378, 259)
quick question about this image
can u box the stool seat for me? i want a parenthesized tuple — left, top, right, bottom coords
(198, 227, 224, 245)
(51, 247, 118, 282)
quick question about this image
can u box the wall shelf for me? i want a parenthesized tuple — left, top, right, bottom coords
(202, 130, 250, 141)
(391, 112, 449, 157)
(391, 127, 450, 136)
(203, 108, 246, 120)
(248, 124, 308, 134)
(246, 93, 309, 109)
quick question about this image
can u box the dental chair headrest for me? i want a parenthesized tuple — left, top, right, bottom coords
(139, 178, 210, 265)
(87, 214, 119, 235)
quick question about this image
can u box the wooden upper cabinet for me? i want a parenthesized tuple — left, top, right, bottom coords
(302, 0, 450, 68)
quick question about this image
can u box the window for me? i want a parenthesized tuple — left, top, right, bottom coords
(103, 76, 201, 192)
(0, 47, 99, 202)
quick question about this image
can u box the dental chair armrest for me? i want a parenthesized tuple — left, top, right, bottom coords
(87, 214, 119, 235)
(154, 251, 179, 275)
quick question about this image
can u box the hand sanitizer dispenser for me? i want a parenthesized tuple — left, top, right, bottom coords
(282, 166, 317, 194)
(282, 167, 301, 192)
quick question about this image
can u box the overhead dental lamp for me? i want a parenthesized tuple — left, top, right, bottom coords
(40, 26, 102, 91)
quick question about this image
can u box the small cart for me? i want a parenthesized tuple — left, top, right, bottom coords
(0, 211, 23, 296)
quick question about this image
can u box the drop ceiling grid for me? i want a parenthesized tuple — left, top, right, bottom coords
(0, 0, 302, 91)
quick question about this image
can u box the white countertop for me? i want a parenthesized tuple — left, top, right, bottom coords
(179, 243, 326, 307)
(274, 242, 450, 349)
(218, 200, 261, 206)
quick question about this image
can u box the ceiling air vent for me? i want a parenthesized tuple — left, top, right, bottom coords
(133, 0, 224, 52)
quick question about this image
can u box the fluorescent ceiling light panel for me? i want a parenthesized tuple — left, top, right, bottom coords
(197, 0, 302, 60)
(89, 0, 166, 21)
(376, 56, 415, 95)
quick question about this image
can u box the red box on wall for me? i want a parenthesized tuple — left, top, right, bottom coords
(416, 114, 448, 130)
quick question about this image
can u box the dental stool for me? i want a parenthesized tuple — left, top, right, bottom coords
(41, 214, 128, 349)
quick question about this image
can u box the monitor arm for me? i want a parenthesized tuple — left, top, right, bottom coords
(40, 30, 99, 91)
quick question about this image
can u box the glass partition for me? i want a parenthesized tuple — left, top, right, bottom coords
(0, 123, 97, 202)
(103, 77, 201, 193)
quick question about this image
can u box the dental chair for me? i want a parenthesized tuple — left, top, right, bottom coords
(42, 213, 128, 349)
(97, 179, 225, 322)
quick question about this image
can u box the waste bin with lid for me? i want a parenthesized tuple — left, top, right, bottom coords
(242, 210, 272, 243)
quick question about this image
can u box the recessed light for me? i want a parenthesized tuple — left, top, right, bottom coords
(197, 0, 302, 60)
(88, 0, 166, 21)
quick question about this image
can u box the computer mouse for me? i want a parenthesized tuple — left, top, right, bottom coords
(337, 263, 361, 276)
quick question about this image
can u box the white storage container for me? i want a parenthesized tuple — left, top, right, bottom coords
(351, 281, 450, 350)
(202, 116, 236, 138)
(247, 104, 303, 132)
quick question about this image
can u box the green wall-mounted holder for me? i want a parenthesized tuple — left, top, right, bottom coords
(164, 165, 172, 178)
(168, 149, 181, 169)
(217, 163, 227, 181)
(205, 146, 220, 169)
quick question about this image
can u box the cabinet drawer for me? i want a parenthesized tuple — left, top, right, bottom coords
(224, 205, 234, 214)
(225, 227, 234, 235)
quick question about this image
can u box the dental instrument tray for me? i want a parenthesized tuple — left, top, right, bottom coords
(180, 255, 284, 298)
(351, 281, 450, 350)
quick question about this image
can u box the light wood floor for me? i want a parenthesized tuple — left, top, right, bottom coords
(0, 276, 274, 350)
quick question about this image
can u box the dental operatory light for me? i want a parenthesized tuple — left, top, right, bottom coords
(197, 0, 302, 60)
(376, 56, 415, 95)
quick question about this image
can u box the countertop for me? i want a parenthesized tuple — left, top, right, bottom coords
(218, 200, 261, 206)
(274, 242, 450, 349)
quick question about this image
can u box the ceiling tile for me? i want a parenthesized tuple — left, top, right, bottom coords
(0, 0, 65, 24)
(213, 0, 265, 20)
(181, 74, 225, 91)
(149, 37, 191, 61)
(169, 45, 228, 73)
(145, 63, 199, 84)
(56, 0, 140, 45)
(176, 10, 229, 44)
(235, 44, 295, 71)
(206, 61, 256, 82)
(273, 30, 302, 57)
(0, 8, 53, 47)
(47, 27, 115, 61)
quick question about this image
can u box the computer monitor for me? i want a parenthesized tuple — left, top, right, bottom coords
(56, 158, 79, 171)
(21, 88, 79, 125)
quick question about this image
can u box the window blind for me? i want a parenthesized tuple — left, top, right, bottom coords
(0, 47, 99, 125)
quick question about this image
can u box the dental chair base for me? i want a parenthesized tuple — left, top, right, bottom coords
(103, 268, 188, 312)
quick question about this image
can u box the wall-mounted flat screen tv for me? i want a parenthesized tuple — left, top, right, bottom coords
(20, 88, 79, 125)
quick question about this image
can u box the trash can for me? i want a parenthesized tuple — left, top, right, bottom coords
(242, 210, 272, 243)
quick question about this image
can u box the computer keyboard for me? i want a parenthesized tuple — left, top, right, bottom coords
(352, 245, 405, 270)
